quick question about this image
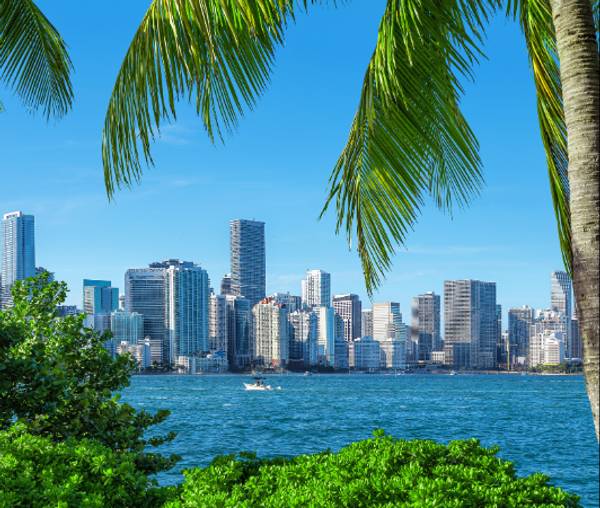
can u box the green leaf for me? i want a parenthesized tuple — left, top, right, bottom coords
(0, 0, 73, 118)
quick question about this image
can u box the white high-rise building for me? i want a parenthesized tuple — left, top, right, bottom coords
(371, 302, 407, 369)
(288, 309, 317, 367)
(529, 330, 565, 367)
(252, 297, 289, 368)
(550, 271, 574, 356)
(301, 269, 331, 308)
(316, 305, 336, 367)
(333, 294, 362, 341)
(111, 310, 144, 344)
(1, 211, 35, 308)
(209, 293, 228, 353)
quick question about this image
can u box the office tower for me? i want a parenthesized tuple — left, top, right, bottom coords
(411, 292, 441, 361)
(352, 337, 382, 370)
(508, 306, 534, 365)
(220, 274, 233, 296)
(252, 297, 289, 368)
(372, 302, 403, 341)
(272, 292, 302, 313)
(443, 280, 497, 369)
(495, 304, 503, 366)
(83, 279, 119, 315)
(225, 295, 252, 369)
(315, 305, 336, 367)
(301, 269, 331, 308)
(529, 330, 566, 367)
(333, 294, 362, 341)
(110, 310, 144, 344)
(209, 293, 228, 353)
(153, 259, 209, 363)
(551, 271, 573, 354)
(230, 219, 266, 307)
(125, 267, 166, 365)
(531, 309, 569, 342)
(288, 309, 317, 367)
(1, 211, 35, 307)
(361, 309, 373, 337)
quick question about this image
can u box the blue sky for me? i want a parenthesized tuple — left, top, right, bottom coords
(1, 1, 563, 321)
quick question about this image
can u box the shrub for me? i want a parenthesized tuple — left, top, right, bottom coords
(0, 274, 178, 475)
(166, 431, 580, 507)
(0, 424, 175, 507)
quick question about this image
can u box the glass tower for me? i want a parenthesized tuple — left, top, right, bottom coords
(1, 211, 35, 307)
(230, 219, 266, 308)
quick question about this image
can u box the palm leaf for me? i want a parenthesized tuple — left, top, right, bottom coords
(322, 0, 491, 295)
(0, 0, 73, 118)
(102, 0, 330, 197)
(508, 0, 572, 274)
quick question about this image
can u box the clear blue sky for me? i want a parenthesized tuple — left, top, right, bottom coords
(1, 1, 563, 322)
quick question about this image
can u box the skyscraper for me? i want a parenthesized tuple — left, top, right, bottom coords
(225, 295, 252, 369)
(220, 274, 233, 296)
(252, 297, 289, 368)
(230, 219, 266, 307)
(332, 293, 362, 341)
(271, 292, 302, 313)
(550, 271, 573, 355)
(372, 302, 407, 369)
(361, 309, 373, 337)
(1, 211, 35, 307)
(508, 306, 534, 365)
(411, 292, 441, 361)
(288, 309, 317, 367)
(83, 279, 119, 315)
(315, 305, 336, 367)
(209, 293, 228, 353)
(110, 310, 144, 344)
(125, 267, 166, 365)
(301, 269, 331, 308)
(156, 259, 209, 362)
(444, 280, 497, 369)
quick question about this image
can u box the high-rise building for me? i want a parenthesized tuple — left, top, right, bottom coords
(301, 269, 331, 308)
(1, 211, 35, 307)
(372, 302, 403, 341)
(230, 219, 266, 307)
(288, 309, 317, 367)
(220, 274, 233, 296)
(495, 304, 503, 366)
(411, 292, 441, 361)
(272, 292, 302, 313)
(571, 314, 582, 359)
(443, 280, 497, 369)
(529, 330, 565, 367)
(315, 305, 336, 367)
(125, 267, 166, 365)
(551, 271, 573, 354)
(154, 259, 209, 363)
(83, 279, 119, 316)
(333, 294, 362, 341)
(209, 293, 228, 353)
(508, 306, 534, 365)
(225, 295, 252, 369)
(361, 309, 373, 337)
(110, 310, 144, 344)
(252, 297, 289, 368)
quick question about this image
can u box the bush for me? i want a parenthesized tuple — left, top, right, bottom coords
(0, 424, 174, 508)
(0, 275, 178, 476)
(166, 431, 580, 507)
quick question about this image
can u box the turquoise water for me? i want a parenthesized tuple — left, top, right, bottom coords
(123, 374, 599, 506)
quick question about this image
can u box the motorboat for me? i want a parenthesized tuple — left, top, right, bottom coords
(449, 370, 457, 376)
(243, 376, 272, 391)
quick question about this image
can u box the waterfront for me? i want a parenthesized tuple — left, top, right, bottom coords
(123, 374, 599, 507)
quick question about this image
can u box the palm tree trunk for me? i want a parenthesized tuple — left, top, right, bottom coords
(549, 0, 600, 440)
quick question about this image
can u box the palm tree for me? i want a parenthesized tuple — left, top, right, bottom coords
(0, 0, 73, 118)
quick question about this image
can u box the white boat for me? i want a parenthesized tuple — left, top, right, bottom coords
(449, 370, 457, 376)
(244, 377, 272, 391)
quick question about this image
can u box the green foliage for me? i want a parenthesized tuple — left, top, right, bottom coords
(0, 274, 178, 476)
(166, 432, 580, 507)
(0, 0, 73, 118)
(0, 424, 174, 508)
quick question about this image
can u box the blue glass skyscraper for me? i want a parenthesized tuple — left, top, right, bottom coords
(1, 211, 35, 307)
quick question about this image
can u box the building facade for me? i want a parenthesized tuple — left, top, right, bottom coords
(230, 219, 266, 307)
(411, 292, 441, 362)
(301, 269, 331, 308)
(1, 211, 35, 307)
(288, 309, 317, 367)
(209, 293, 228, 353)
(110, 310, 144, 344)
(225, 295, 252, 369)
(333, 293, 362, 342)
(361, 309, 373, 337)
(443, 280, 497, 369)
(83, 279, 119, 316)
(508, 306, 534, 366)
(315, 305, 336, 367)
(252, 297, 289, 368)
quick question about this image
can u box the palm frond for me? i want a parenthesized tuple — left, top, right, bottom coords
(102, 0, 330, 197)
(0, 0, 73, 118)
(322, 0, 491, 295)
(509, 0, 572, 274)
